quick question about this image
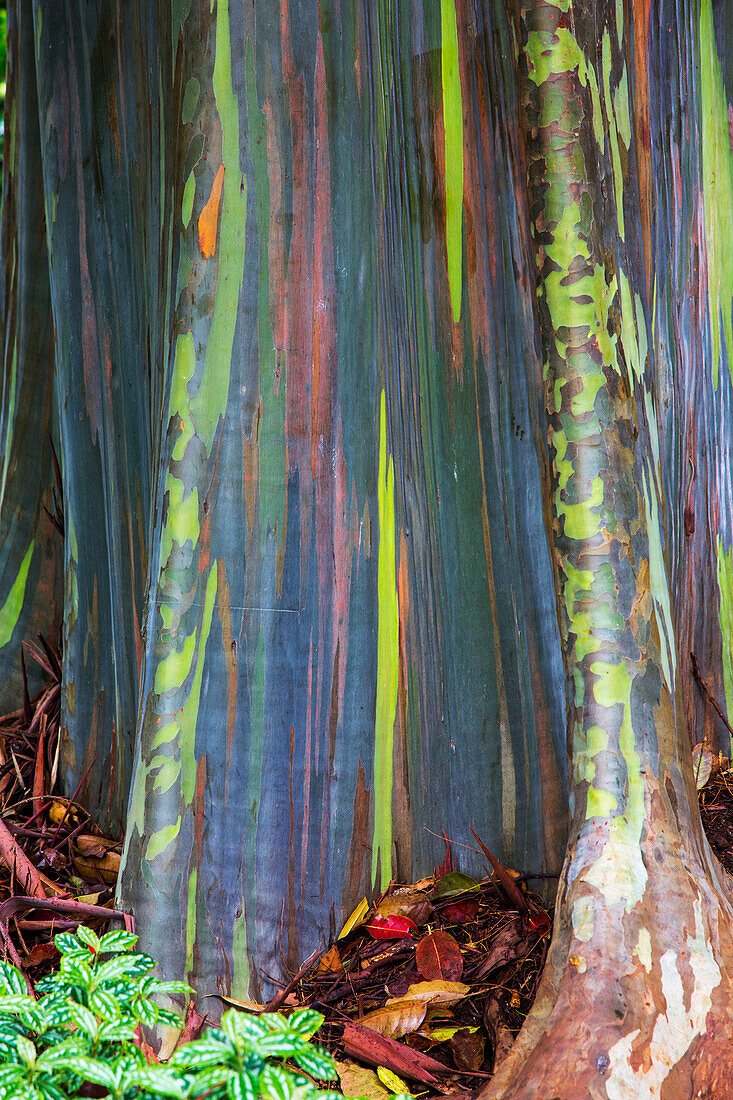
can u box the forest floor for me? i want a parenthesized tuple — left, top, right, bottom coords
(1, 640, 733, 1098)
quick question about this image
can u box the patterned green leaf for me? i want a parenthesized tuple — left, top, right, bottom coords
(134, 997, 159, 1028)
(88, 986, 120, 1020)
(0, 964, 27, 998)
(156, 1006, 184, 1028)
(74, 927, 101, 953)
(124, 1065, 188, 1097)
(171, 1036, 236, 1069)
(36, 1080, 68, 1100)
(98, 930, 138, 953)
(258, 1064, 294, 1100)
(95, 954, 146, 983)
(256, 1035, 302, 1058)
(0, 995, 36, 1014)
(97, 1020, 138, 1044)
(291, 1047, 335, 1080)
(60, 1055, 118, 1090)
(66, 1001, 98, 1037)
(53, 933, 81, 956)
(285, 1010, 324, 1040)
(14, 1035, 36, 1065)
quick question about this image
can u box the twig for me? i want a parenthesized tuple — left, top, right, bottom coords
(471, 828, 528, 915)
(264, 943, 323, 1012)
(691, 652, 733, 745)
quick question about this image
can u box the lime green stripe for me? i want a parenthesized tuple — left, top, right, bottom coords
(699, 0, 733, 388)
(0, 542, 34, 649)
(372, 390, 399, 890)
(716, 536, 733, 755)
(441, 0, 463, 324)
(191, 0, 247, 446)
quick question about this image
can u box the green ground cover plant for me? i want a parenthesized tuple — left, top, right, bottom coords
(0, 926, 343, 1100)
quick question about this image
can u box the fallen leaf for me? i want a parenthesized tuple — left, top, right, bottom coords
(470, 830, 527, 915)
(423, 1024, 478, 1043)
(25, 942, 58, 967)
(48, 801, 79, 826)
(436, 897, 479, 923)
(391, 980, 470, 1007)
(360, 999, 427, 1039)
(415, 930, 463, 981)
(430, 872, 480, 900)
(366, 914, 418, 940)
(72, 850, 121, 885)
(338, 897, 370, 940)
(336, 1061, 391, 1100)
(376, 1066, 409, 1094)
(373, 889, 432, 926)
(449, 1028, 485, 1071)
(693, 742, 715, 789)
(76, 833, 119, 858)
(210, 994, 266, 1013)
(474, 919, 539, 979)
(317, 945, 344, 973)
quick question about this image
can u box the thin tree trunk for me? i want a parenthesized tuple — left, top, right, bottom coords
(0, 0, 60, 708)
(483, 1, 733, 1093)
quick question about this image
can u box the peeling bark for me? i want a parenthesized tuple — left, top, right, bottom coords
(481, 2, 733, 1095)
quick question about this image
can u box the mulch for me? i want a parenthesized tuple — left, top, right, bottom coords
(2, 637, 733, 1097)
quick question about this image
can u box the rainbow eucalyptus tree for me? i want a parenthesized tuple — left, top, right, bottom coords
(1, 0, 733, 1093)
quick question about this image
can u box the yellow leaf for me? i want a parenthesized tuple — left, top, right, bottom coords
(426, 1024, 478, 1042)
(338, 897, 370, 940)
(336, 1061, 391, 1099)
(387, 980, 470, 1007)
(376, 1066, 409, 1094)
(509, 991, 521, 1009)
(360, 999, 427, 1039)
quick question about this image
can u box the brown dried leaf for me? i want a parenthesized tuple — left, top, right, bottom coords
(360, 998, 427, 1039)
(72, 849, 121, 884)
(473, 919, 539, 978)
(449, 1028, 485, 1071)
(389, 980, 470, 1007)
(374, 889, 432, 927)
(317, 945, 344, 973)
(415, 930, 464, 981)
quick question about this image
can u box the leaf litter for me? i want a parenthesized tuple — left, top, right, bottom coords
(254, 834, 555, 1098)
(0, 634, 132, 980)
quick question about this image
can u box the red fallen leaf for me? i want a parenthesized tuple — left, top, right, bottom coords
(436, 898, 479, 923)
(527, 910, 551, 934)
(365, 914, 418, 940)
(415, 930, 464, 981)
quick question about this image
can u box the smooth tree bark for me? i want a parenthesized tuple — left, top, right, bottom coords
(483, 1, 733, 1095)
(0, 0, 60, 709)
(0, 0, 732, 1092)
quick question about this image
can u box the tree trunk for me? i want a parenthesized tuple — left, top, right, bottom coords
(0, 0, 60, 709)
(117, 0, 570, 1002)
(482, 1, 733, 1095)
(2, 0, 733, 1087)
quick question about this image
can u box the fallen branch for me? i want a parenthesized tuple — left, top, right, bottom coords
(0, 817, 47, 898)
(342, 1019, 449, 1086)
